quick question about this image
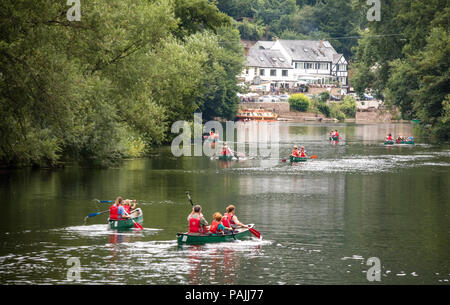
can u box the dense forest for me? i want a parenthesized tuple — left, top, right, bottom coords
(0, 0, 448, 168)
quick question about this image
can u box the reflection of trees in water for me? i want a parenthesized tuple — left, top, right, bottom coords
(187, 244, 262, 285)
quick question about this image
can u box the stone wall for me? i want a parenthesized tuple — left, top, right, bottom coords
(240, 102, 290, 114)
(355, 110, 393, 123)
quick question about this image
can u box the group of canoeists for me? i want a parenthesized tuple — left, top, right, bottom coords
(329, 129, 340, 141)
(187, 204, 248, 236)
(385, 134, 415, 144)
(108, 197, 137, 220)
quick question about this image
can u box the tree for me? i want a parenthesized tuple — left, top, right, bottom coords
(289, 94, 310, 112)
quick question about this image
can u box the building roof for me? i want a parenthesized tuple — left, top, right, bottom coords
(275, 40, 339, 62)
(246, 47, 293, 69)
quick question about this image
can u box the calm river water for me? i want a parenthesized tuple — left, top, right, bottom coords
(1, 123, 449, 284)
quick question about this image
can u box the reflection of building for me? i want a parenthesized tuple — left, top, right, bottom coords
(241, 39, 348, 91)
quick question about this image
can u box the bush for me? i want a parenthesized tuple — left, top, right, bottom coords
(329, 102, 346, 121)
(340, 95, 357, 118)
(319, 91, 330, 103)
(317, 102, 331, 117)
(289, 93, 310, 112)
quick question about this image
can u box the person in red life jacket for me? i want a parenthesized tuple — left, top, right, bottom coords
(386, 133, 393, 141)
(110, 196, 123, 220)
(209, 212, 229, 236)
(291, 145, 299, 157)
(334, 129, 339, 138)
(222, 205, 248, 231)
(221, 143, 232, 156)
(299, 146, 307, 158)
(123, 199, 136, 216)
(187, 205, 209, 235)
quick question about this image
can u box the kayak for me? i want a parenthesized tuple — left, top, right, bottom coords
(290, 156, 307, 162)
(218, 155, 233, 161)
(177, 224, 255, 245)
(108, 208, 143, 230)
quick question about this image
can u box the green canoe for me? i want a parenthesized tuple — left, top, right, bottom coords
(218, 155, 233, 161)
(399, 141, 415, 145)
(290, 156, 307, 162)
(384, 141, 394, 145)
(108, 208, 143, 230)
(384, 140, 415, 145)
(177, 224, 255, 245)
(329, 136, 339, 141)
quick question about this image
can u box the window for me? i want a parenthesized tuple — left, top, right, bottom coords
(305, 63, 312, 69)
(260, 69, 265, 76)
(315, 63, 320, 69)
(282, 70, 288, 77)
(270, 69, 276, 76)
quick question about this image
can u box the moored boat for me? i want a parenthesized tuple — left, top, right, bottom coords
(290, 156, 307, 162)
(236, 109, 277, 122)
(177, 224, 255, 245)
(108, 208, 143, 230)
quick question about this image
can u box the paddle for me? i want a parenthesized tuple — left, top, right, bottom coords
(93, 199, 114, 204)
(124, 210, 143, 230)
(84, 209, 109, 223)
(282, 155, 317, 162)
(248, 227, 262, 239)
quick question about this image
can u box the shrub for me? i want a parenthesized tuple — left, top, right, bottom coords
(319, 91, 330, 103)
(340, 95, 357, 118)
(289, 93, 310, 112)
(317, 102, 331, 117)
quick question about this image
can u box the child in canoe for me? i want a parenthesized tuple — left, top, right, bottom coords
(209, 212, 230, 235)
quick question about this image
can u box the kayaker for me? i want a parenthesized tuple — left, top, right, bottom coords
(222, 205, 248, 230)
(221, 143, 232, 156)
(299, 146, 307, 158)
(291, 145, 299, 157)
(209, 212, 229, 236)
(187, 205, 209, 235)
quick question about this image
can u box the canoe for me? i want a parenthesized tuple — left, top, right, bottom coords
(108, 208, 143, 230)
(384, 141, 394, 145)
(176, 224, 255, 245)
(398, 141, 415, 145)
(218, 155, 233, 161)
(384, 140, 415, 145)
(290, 156, 307, 162)
(329, 136, 339, 141)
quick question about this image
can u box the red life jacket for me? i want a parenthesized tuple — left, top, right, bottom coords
(188, 216, 202, 234)
(109, 204, 118, 220)
(209, 220, 220, 234)
(291, 150, 299, 157)
(124, 205, 131, 214)
(387, 136, 392, 140)
(300, 151, 306, 157)
(222, 213, 233, 227)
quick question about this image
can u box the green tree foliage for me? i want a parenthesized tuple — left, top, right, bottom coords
(289, 93, 310, 112)
(0, 0, 243, 167)
(340, 95, 357, 118)
(351, 0, 449, 139)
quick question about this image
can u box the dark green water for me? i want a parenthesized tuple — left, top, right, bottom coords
(1, 123, 449, 284)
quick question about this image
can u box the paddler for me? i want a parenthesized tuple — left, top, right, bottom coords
(299, 146, 307, 158)
(209, 212, 229, 236)
(221, 143, 232, 156)
(291, 145, 300, 157)
(222, 205, 248, 231)
(187, 205, 209, 235)
(109, 197, 130, 220)
(386, 133, 393, 141)
(123, 199, 136, 216)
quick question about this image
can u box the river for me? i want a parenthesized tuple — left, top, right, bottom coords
(0, 122, 449, 284)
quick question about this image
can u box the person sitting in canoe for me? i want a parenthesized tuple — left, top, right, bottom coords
(222, 205, 248, 231)
(329, 130, 335, 140)
(109, 197, 130, 220)
(334, 129, 339, 139)
(291, 145, 299, 157)
(187, 205, 209, 235)
(123, 199, 136, 216)
(209, 212, 230, 236)
(299, 146, 307, 158)
(221, 143, 233, 156)
(386, 133, 393, 141)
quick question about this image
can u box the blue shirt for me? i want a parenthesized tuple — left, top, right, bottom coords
(118, 206, 126, 217)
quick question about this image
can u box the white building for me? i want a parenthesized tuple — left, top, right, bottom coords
(241, 39, 348, 91)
